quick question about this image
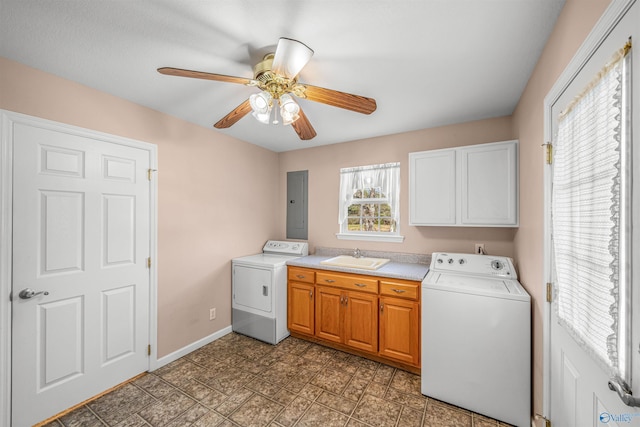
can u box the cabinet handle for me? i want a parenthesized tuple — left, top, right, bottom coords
(354, 283, 366, 288)
(309, 291, 313, 299)
(391, 289, 406, 293)
(344, 296, 348, 306)
(297, 275, 305, 279)
(340, 296, 344, 305)
(325, 279, 336, 283)
(380, 302, 384, 312)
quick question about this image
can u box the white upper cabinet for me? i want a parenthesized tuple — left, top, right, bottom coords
(409, 140, 519, 227)
(409, 149, 457, 225)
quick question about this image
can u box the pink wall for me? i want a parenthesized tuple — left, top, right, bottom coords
(0, 57, 281, 357)
(511, 0, 612, 419)
(279, 116, 518, 257)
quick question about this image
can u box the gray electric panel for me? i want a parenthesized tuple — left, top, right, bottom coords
(286, 170, 308, 240)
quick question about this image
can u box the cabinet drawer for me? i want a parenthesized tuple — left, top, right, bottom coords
(316, 272, 378, 294)
(380, 279, 420, 300)
(288, 267, 315, 284)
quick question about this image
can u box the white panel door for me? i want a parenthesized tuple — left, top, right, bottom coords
(548, 2, 640, 425)
(11, 122, 151, 426)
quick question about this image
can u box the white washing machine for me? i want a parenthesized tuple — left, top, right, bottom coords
(232, 240, 308, 344)
(421, 252, 531, 427)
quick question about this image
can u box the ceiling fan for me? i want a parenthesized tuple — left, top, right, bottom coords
(158, 38, 377, 140)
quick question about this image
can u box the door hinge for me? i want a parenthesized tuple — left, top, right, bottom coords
(147, 168, 157, 181)
(147, 257, 152, 268)
(535, 414, 551, 427)
(546, 282, 553, 303)
(543, 142, 553, 165)
(147, 344, 151, 356)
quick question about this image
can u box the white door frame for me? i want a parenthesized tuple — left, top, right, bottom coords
(0, 110, 159, 427)
(541, 0, 636, 421)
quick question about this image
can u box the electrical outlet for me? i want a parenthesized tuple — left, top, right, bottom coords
(209, 308, 216, 320)
(475, 243, 485, 254)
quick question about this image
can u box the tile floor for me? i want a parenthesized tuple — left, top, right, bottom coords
(43, 333, 514, 427)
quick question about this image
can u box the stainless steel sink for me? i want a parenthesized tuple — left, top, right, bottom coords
(320, 255, 390, 270)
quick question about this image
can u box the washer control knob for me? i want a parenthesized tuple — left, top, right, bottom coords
(491, 260, 504, 270)
(459, 259, 466, 265)
(437, 258, 443, 264)
(448, 258, 454, 264)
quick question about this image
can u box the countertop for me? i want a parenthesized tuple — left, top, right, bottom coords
(286, 254, 430, 282)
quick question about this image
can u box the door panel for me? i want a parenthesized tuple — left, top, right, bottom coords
(315, 286, 342, 343)
(41, 190, 85, 273)
(343, 291, 377, 353)
(287, 282, 314, 335)
(379, 297, 419, 365)
(102, 285, 136, 363)
(12, 122, 151, 426)
(39, 297, 84, 389)
(548, 2, 640, 423)
(103, 194, 136, 266)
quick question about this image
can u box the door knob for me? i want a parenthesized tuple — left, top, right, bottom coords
(18, 288, 49, 299)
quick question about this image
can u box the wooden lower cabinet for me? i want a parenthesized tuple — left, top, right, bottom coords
(315, 286, 342, 343)
(343, 291, 378, 353)
(379, 296, 419, 365)
(288, 266, 421, 371)
(288, 281, 315, 335)
(315, 285, 379, 353)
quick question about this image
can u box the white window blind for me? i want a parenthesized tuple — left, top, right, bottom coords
(552, 43, 630, 381)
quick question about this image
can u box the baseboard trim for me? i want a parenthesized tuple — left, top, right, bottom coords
(153, 326, 233, 370)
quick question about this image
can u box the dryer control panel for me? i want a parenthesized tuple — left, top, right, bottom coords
(430, 252, 516, 279)
(263, 240, 309, 256)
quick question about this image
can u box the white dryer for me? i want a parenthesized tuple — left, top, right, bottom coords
(421, 252, 531, 427)
(232, 240, 308, 344)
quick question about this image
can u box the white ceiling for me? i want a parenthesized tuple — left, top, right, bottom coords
(0, 0, 565, 152)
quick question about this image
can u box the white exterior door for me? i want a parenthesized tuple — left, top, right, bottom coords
(547, 1, 640, 425)
(11, 121, 152, 426)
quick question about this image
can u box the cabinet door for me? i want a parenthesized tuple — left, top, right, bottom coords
(460, 140, 518, 225)
(409, 149, 456, 225)
(379, 297, 420, 366)
(315, 286, 343, 344)
(288, 282, 315, 335)
(343, 291, 378, 353)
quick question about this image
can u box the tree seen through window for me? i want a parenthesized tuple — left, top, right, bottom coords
(347, 186, 395, 232)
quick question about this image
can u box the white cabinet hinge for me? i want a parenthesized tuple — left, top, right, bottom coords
(147, 257, 152, 268)
(546, 282, 553, 303)
(147, 344, 151, 356)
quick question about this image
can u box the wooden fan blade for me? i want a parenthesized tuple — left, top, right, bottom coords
(291, 108, 317, 140)
(158, 67, 254, 85)
(301, 85, 377, 115)
(214, 99, 252, 129)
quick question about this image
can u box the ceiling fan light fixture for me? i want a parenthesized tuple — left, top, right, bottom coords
(249, 91, 272, 115)
(279, 94, 300, 125)
(271, 37, 314, 79)
(251, 110, 271, 125)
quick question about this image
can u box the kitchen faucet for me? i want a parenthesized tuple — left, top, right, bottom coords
(353, 248, 362, 258)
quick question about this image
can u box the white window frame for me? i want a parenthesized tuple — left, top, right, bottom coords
(336, 162, 404, 243)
